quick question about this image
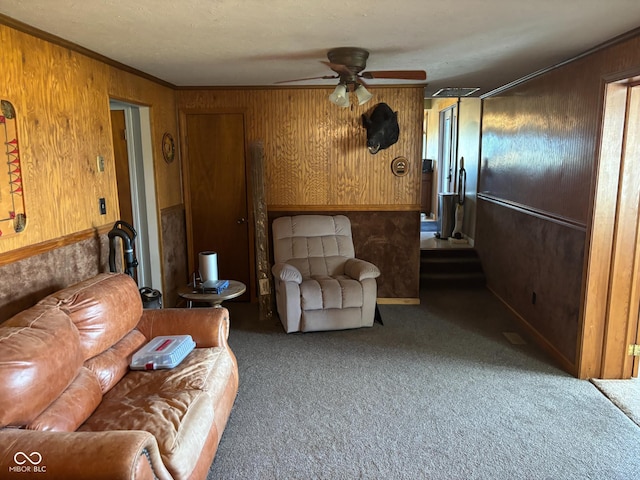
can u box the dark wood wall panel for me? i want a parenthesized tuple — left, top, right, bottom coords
(477, 32, 640, 370)
(268, 211, 420, 299)
(481, 34, 640, 225)
(481, 69, 598, 224)
(476, 199, 584, 362)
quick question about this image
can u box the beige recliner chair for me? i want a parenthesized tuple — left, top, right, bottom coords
(271, 215, 381, 333)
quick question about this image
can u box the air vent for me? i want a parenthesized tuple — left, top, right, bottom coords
(432, 87, 480, 97)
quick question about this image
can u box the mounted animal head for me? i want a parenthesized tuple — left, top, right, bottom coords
(361, 103, 399, 154)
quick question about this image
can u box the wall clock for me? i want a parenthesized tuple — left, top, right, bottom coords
(162, 132, 175, 164)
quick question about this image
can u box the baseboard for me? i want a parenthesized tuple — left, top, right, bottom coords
(486, 285, 578, 377)
(465, 234, 475, 247)
(377, 298, 420, 305)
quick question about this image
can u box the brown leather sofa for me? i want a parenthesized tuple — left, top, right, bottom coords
(0, 273, 239, 480)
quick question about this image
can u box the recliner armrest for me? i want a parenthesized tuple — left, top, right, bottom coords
(345, 258, 381, 281)
(0, 429, 172, 480)
(272, 263, 303, 284)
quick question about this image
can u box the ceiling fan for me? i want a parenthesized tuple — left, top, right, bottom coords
(276, 47, 427, 86)
(276, 47, 426, 107)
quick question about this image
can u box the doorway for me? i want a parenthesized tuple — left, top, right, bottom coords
(182, 112, 251, 301)
(108, 100, 162, 291)
(580, 79, 640, 379)
(438, 103, 458, 195)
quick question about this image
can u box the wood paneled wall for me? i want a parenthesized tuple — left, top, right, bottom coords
(0, 26, 116, 254)
(177, 87, 424, 209)
(0, 24, 181, 256)
(0, 23, 182, 309)
(109, 69, 181, 210)
(178, 87, 424, 299)
(477, 32, 640, 372)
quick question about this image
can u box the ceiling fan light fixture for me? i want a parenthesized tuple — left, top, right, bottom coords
(355, 84, 373, 105)
(329, 83, 350, 107)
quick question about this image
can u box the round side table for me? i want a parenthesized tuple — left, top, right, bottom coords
(178, 280, 246, 307)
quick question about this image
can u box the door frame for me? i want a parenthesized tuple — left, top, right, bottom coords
(109, 100, 163, 292)
(178, 108, 255, 300)
(579, 72, 640, 379)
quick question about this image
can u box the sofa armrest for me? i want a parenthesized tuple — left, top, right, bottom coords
(272, 263, 303, 284)
(0, 429, 172, 480)
(345, 258, 381, 281)
(137, 307, 230, 348)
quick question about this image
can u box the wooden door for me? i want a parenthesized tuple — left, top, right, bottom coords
(110, 110, 134, 226)
(109, 109, 136, 281)
(184, 113, 250, 301)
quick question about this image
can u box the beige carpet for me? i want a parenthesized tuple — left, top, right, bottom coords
(212, 289, 640, 479)
(591, 377, 640, 427)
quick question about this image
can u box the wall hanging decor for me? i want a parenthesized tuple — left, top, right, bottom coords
(162, 132, 175, 164)
(0, 100, 26, 237)
(391, 156, 409, 177)
(361, 102, 400, 154)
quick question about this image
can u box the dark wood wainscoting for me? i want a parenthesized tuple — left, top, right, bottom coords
(0, 232, 111, 322)
(475, 197, 586, 369)
(268, 210, 420, 301)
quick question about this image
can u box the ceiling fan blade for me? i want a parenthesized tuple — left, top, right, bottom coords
(357, 77, 371, 89)
(274, 74, 338, 84)
(361, 70, 427, 81)
(320, 61, 353, 77)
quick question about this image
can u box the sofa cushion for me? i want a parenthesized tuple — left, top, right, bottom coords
(27, 366, 103, 432)
(39, 273, 143, 360)
(80, 347, 235, 480)
(84, 329, 147, 393)
(0, 304, 83, 427)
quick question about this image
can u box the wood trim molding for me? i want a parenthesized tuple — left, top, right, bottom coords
(0, 224, 112, 267)
(481, 27, 640, 99)
(487, 286, 578, 376)
(377, 298, 420, 305)
(477, 194, 587, 232)
(268, 204, 421, 212)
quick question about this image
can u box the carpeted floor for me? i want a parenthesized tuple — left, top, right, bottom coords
(213, 288, 640, 479)
(591, 377, 640, 427)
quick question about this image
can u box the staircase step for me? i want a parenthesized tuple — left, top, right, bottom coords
(420, 272, 486, 288)
(420, 248, 479, 259)
(419, 248, 486, 287)
(420, 256, 483, 274)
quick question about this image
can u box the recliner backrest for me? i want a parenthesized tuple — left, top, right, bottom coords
(272, 215, 355, 278)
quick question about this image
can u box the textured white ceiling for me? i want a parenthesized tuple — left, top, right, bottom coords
(2, 0, 640, 96)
